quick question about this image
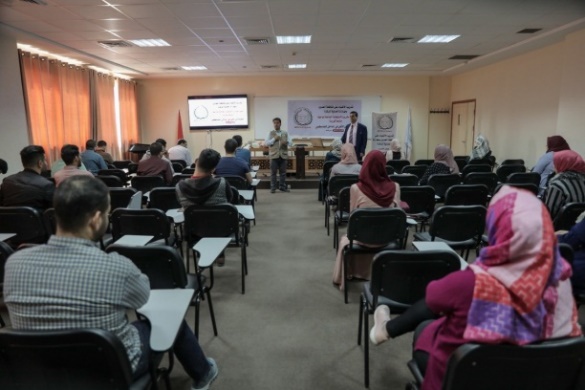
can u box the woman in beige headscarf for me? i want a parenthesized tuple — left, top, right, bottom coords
(330, 143, 362, 177)
(385, 139, 404, 161)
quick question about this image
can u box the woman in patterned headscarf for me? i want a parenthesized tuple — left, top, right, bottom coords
(544, 149, 585, 220)
(470, 133, 491, 160)
(325, 138, 343, 163)
(369, 186, 581, 390)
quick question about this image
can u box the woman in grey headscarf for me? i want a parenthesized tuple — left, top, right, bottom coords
(470, 134, 491, 160)
(385, 139, 404, 161)
(325, 138, 343, 163)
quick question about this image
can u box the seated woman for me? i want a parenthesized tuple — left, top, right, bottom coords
(532, 135, 570, 196)
(544, 150, 585, 220)
(330, 143, 362, 178)
(557, 210, 585, 295)
(332, 150, 402, 290)
(325, 139, 342, 163)
(370, 186, 581, 390)
(419, 145, 459, 185)
(385, 138, 404, 161)
(470, 133, 491, 161)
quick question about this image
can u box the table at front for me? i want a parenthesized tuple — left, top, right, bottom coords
(0, 233, 16, 242)
(137, 289, 195, 352)
(412, 241, 468, 270)
(249, 146, 328, 176)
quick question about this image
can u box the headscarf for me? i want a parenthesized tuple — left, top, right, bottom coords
(434, 144, 459, 174)
(465, 186, 581, 344)
(471, 134, 490, 160)
(546, 135, 570, 153)
(357, 150, 396, 208)
(553, 150, 585, 174)
(390, 139, 401, 153)
(329, 138, 342, 159)
(339, 143, 359, 165)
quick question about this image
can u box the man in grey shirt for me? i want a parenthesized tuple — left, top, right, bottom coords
(4, 175, 218, 389)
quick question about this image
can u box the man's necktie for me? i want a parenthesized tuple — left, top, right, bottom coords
(349, 124, 354, 145)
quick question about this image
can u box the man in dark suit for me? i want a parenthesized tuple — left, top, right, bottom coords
(341, 111, 367, 161)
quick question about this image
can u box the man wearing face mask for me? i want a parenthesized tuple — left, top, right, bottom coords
(0, 145, 55, 210)
(53, 144, 94, 187)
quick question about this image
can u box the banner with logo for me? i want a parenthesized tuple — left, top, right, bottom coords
(287, 100, 361, 137)
(371, 112, 397, 151)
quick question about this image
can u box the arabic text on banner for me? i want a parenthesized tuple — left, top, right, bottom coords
(286, 100, 361, 137)
(372, 112, 397, 151)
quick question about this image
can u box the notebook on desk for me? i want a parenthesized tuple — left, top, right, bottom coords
(127, 191, 142, 209)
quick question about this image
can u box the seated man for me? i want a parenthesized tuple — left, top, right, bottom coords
(214, 139, 252, 186)
(168, 139, 194, 167)
(232, 135, 251, 166)
(95, 140, 114, 165)
(4, 175, 219, 390)
(176, 148, 233, 207)
(0, 145, 54, 210)
(53, 144, 94, 187)
(137, 142, 173, 185)
(81, 139, 108, 175)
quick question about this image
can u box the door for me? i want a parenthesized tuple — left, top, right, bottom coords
(450, 100, 476, 156)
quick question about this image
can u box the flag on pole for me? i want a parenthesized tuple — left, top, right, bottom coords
(177, 110, 184, 140)
(404, 107, 413, 161)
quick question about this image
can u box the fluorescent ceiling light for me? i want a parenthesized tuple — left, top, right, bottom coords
(382, 63, 408, 68)
(276, 35, 311, 44)
(182, 66, 207, 71)
(418, 35, 460, 43)
(287, 64, 306, 69)
(129, 39, 171, 47)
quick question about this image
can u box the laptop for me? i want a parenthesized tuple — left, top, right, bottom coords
(309, 138, 324, 147)
(127, 191, 142, 209)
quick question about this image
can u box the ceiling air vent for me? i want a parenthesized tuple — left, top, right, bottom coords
(98, 40, 134, 49)
(244, 37, 272, 45)
(361, 64, 378, 68)
(260, 65, 280, 69)
(19, 0, 47, 5)
(388, 37, 415, 43)
(449, 55, 480, 60)
(517, 28, 542, 34)
(161, 67, 181, 71)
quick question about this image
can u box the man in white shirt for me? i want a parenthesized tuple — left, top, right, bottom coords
(168, 139, 194, 167)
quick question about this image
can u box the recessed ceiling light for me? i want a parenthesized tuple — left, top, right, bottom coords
(418, 35, 460, 43)
(382, 63, 408, 68)
(181, 66, 207, 71)
(129, 39, 171, 47)
(287, 64, 306, 69)
(276, 35, 311, 44)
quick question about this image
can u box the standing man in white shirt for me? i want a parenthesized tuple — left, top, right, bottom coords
(341, 111, 368, 162)
(168, 139, 194, 167)
(265, 117, 290, 193)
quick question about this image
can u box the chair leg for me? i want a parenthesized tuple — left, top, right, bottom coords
(194, 299, 200, 339)
(0, 312, 5, 328)
(344, 253, 349, 304)
(364, 304, 370, 388)
(333, 219, 338, 249)
(206, 290, 218, 336)
(358, 294, 364, 345)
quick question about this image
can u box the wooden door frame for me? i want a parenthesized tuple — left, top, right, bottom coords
(450, 99, 476, 154)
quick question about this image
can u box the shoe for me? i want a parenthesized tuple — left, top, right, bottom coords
(369, 306, 390, 345)
(279, 187, 290, 192)
(270, 189, 276, 193)
(216, 256, 225, 267)
(192, 358, 218, 390)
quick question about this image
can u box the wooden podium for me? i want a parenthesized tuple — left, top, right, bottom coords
(249, 146, 327, 176)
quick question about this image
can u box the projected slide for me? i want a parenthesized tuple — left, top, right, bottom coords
(187, 95, 248, 130)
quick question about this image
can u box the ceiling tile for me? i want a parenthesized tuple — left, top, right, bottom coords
(116, 4, 174, 19)
(64, 5, 125, 19)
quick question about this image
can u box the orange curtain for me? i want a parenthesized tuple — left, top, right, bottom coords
(19, 50, 91, 164)
(92, 71, 117, 159)
(117, 79, 140, 161)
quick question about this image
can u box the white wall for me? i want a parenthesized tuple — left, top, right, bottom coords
(0, 26, 30, 181)
(451, 29, 585, 167)
(137, 75, 431, 161)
